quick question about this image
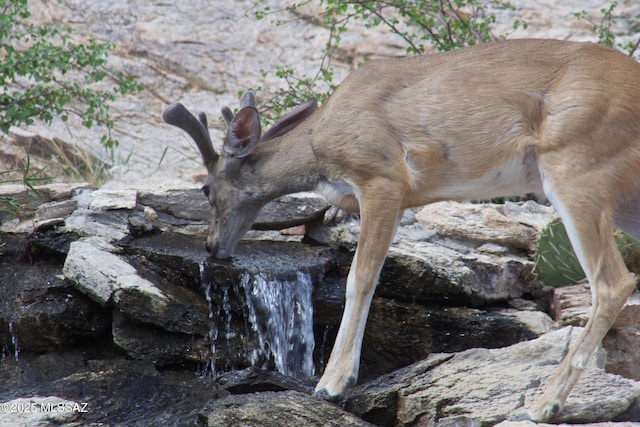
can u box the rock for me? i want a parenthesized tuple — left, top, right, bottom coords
(0, 396, 84, 426)
(550, 281, 592, 326)
(502, 200, 557, 231)
(63, 240, 209, 336)
(0, 183, 92, 232)
(10, 275, 110, 353)
(137, 187, 211, 223)
(310, 205, 542, 307)
(354, 299, 555, 381)
(2, 0, 640, 424)
(0, 356, 222, 426)
(89, 188, 137, 210)
(199, 390, 375, 427)
(217, 366, 314, 394)
(252, 193, 329, 230)
(111, 310, 208, 366)
(346, 327, 640, 426)
(380, 240, 538, 306)
(64, 240, 167, 306)
(603, 324, 640, 381)
(415, 201, 554, 252)
(551, 283, 640, 329)
(496, 421, 640, 427)
(0, 232, 110, 355)
(34, 199, 78, 223)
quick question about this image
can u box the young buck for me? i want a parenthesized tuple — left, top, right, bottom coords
(163, 38, 640, 421)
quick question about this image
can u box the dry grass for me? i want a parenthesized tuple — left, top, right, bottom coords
(0, 131, 111, 187)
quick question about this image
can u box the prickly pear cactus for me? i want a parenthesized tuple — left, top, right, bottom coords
(535, 219, 640, 287)
(534, 218, 585, 287)
(615, 229, 640, 275)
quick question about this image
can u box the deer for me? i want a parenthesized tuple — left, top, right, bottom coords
(162, 38, 640, 422)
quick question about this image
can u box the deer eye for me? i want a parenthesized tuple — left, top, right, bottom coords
(201, 185, 210, 198)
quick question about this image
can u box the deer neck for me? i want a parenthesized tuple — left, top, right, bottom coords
(249, 114, 323, 200)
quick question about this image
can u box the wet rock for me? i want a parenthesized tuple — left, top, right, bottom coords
(0, 232, 109, 356)
(0, 356, 222, 426)
(0, 396, 84, 426)
(10, 275, 110, 354)
(321, 297, 555, 381)
(63, 240, 209, 336)
(217, 366, 314, 394)
(111, 310, 207, 366)
(346, 327, 640, 426)
(199, 390, 375, 427)
(380, 239, 538, 306)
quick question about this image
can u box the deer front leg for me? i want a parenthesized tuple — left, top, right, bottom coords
(314, 195, 404, 401)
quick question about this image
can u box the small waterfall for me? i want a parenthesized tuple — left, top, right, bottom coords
(202, 264, 315, 379)
(241, 271, 315, 378)
(9, 321, 19, 361)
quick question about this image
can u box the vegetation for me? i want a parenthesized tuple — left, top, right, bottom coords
(0, 0, 142, 146)
(0, 0, 142, 215)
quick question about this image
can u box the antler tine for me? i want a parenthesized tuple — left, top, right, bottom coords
(198, 111, 208, 130)
(162, 103, 218, 167)
(221, 106, 234, 126)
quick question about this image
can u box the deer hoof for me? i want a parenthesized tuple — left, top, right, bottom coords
(312, 388, 343, 403)
(528, 400, 562, 422)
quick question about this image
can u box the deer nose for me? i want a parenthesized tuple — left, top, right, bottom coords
(205, 239, 232, 259)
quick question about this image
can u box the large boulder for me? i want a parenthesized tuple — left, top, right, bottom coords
(346, 327, 640, 426)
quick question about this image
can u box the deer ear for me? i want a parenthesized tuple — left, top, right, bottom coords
(223, 106, 261, 158)
(261, 99, 318, 142)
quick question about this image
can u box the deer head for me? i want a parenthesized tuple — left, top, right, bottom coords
(162, 92, 317, 258)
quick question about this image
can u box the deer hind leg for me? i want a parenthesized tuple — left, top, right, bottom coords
(314, 189, 404, 401)
(528, 168, 636, 421)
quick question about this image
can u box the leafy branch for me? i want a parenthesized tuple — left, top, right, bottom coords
(0, 0, 144, 149)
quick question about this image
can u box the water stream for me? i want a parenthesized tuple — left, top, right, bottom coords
(202, 266, 315, 379)
(242, 271, 315, 378)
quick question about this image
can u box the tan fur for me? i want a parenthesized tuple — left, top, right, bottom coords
(165, 38, 640, 422)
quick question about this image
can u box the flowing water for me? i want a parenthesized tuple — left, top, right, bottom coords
(202, 265, 315, 379)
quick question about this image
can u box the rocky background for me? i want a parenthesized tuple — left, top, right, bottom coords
(1, 1, 640, 426)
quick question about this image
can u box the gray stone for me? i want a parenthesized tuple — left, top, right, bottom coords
(89, 188, 138, 210)
(380, 239, 537, 306)
(64, 240, 167, 307)
(138, 187, 211, 223)
(415, 201, 553, 252)
(200, 390, 375, 427)
(0, 396, 83, 426)
(34, 199, 78, 222)
(111, 310, 207, 366)
(63, 240, 209, 335)
(346, 327, 640, 426)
